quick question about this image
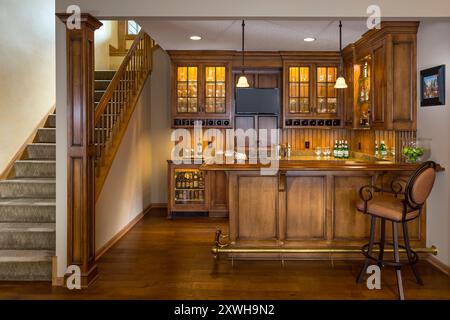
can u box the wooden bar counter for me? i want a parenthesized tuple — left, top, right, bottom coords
(201, 157, 442, 260)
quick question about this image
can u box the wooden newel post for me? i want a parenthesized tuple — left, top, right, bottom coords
(56, 13, 102, 287)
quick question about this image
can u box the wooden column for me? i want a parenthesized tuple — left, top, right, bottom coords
(56, 13, 102, 287)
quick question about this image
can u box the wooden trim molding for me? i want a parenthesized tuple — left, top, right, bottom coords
(95, 204, 152, 261)
(56, 12, 102, 288)
(0, 105, 55, 180)
(427, 255, 450, 276)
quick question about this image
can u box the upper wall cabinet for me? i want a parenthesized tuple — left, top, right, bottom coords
(346, 22, 419, 130)
(282, 53, 342, 128)
(169, 51, 233, 128)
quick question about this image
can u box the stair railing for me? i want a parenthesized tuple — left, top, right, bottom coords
(94, 30, 155, 170)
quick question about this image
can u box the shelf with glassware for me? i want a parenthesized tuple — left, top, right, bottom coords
(283, 61, 343, 128)
(170, 60, 233, 128)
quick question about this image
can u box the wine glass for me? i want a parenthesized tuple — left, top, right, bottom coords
(315, 147, 322, 157)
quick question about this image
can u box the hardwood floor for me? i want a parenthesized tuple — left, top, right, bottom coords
(0, 208, 449, 300)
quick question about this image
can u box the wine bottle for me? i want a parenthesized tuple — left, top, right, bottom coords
(344, 140, 349, 159)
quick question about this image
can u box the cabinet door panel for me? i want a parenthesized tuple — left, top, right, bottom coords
(334, 176, 372, 239)
(286, 176, 326, 240)
(372, 42, 386, 127)
(392, 40, 415, 128)
(238, 176, 278, 240)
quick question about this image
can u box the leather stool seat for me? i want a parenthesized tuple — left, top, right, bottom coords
(356, 194, 420, 222)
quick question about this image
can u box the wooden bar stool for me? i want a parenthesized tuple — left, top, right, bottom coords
(355, 161, 437, 300)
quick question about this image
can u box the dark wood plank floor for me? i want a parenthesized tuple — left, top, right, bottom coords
(0, 208, 449, 299)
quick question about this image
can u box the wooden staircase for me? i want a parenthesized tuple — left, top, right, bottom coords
(94, 31, 155, 199)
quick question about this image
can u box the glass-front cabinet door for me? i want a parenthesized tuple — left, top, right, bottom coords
(176, 66, 198, 113)
(316, 66, 338, 114)
(172, 61, 231, 122)
(288, 66, 311, 114)
(204, 66, 226, 114)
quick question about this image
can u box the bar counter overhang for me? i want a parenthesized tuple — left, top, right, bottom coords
(201, 157, 443, 260)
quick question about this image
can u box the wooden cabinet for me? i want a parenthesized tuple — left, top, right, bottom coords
(282, 54, 343, 128)
(169, 51, 233, 128)
(347, 22, 418, 130)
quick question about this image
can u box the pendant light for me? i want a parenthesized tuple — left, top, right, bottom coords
(335, 20, 348, 89)
(236, 20, 250, 88)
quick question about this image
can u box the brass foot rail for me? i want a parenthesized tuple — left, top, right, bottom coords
(211, 229, 438, 258)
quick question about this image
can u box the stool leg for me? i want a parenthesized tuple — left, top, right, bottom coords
(357, 215, 376, 283)
(392, 221, 405, 300)
(378, 218, 386, 267)
(402, 222, 424, 285)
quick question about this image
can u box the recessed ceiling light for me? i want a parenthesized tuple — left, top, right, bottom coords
(304, 37, 316, 42)
(190, 35, 202, 41)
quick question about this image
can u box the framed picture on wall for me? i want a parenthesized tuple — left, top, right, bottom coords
(420, 65, 445, 106)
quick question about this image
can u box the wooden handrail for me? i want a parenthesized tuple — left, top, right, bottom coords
(93, 29, 155, 185)
(95, 30, 149, 122)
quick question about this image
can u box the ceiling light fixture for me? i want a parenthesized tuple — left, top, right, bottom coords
(190, 35, 202, 40)
(303, 37, 316, 42)
(335, 20, 348, 89)
(236, 20, 250, 88)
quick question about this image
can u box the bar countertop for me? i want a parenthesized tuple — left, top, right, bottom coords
(200, 155, 444, 172)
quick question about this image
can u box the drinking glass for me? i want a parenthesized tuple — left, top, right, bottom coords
(323, 147, 331, 157)
(315, 147, 322, 157)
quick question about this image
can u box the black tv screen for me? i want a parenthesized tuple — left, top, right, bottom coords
(235, 88, 280, 114)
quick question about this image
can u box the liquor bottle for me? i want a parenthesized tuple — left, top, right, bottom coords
(193, 172, 199, 188)
(180, 174, 185, 188)
(375, 141, 379, 158)
(176, 174, 181, 189)
(360, 84, 365, 103)
(344, 140, 349, 159)
(188, 173, 193, 188)
(363, 61, 369, 78)
(198, 174, 204, 189)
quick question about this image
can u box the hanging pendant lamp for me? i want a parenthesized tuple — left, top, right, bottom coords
(335, 20, 348, 89)
(236, 20, 250, 88)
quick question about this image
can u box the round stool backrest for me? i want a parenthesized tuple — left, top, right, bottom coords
(406, 161, 437, 209)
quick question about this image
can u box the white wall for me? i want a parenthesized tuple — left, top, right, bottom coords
(95, 20, 119, 70)
(417, 21, 450, 266)
(149, 48, 172, 204)
(55, 17, 68, 278)
(0, 0, 55, 173)
(95, 77, 152, 250)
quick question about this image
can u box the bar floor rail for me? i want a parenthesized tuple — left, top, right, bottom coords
(211, 230, 438, 258)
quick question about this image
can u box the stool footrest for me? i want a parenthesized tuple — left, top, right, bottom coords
(362, 242, 418, 268)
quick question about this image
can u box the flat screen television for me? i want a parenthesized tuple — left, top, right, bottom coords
(235, 88, 280, 114)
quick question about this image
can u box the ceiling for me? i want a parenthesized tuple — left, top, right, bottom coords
(136, 19, 368, 51)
